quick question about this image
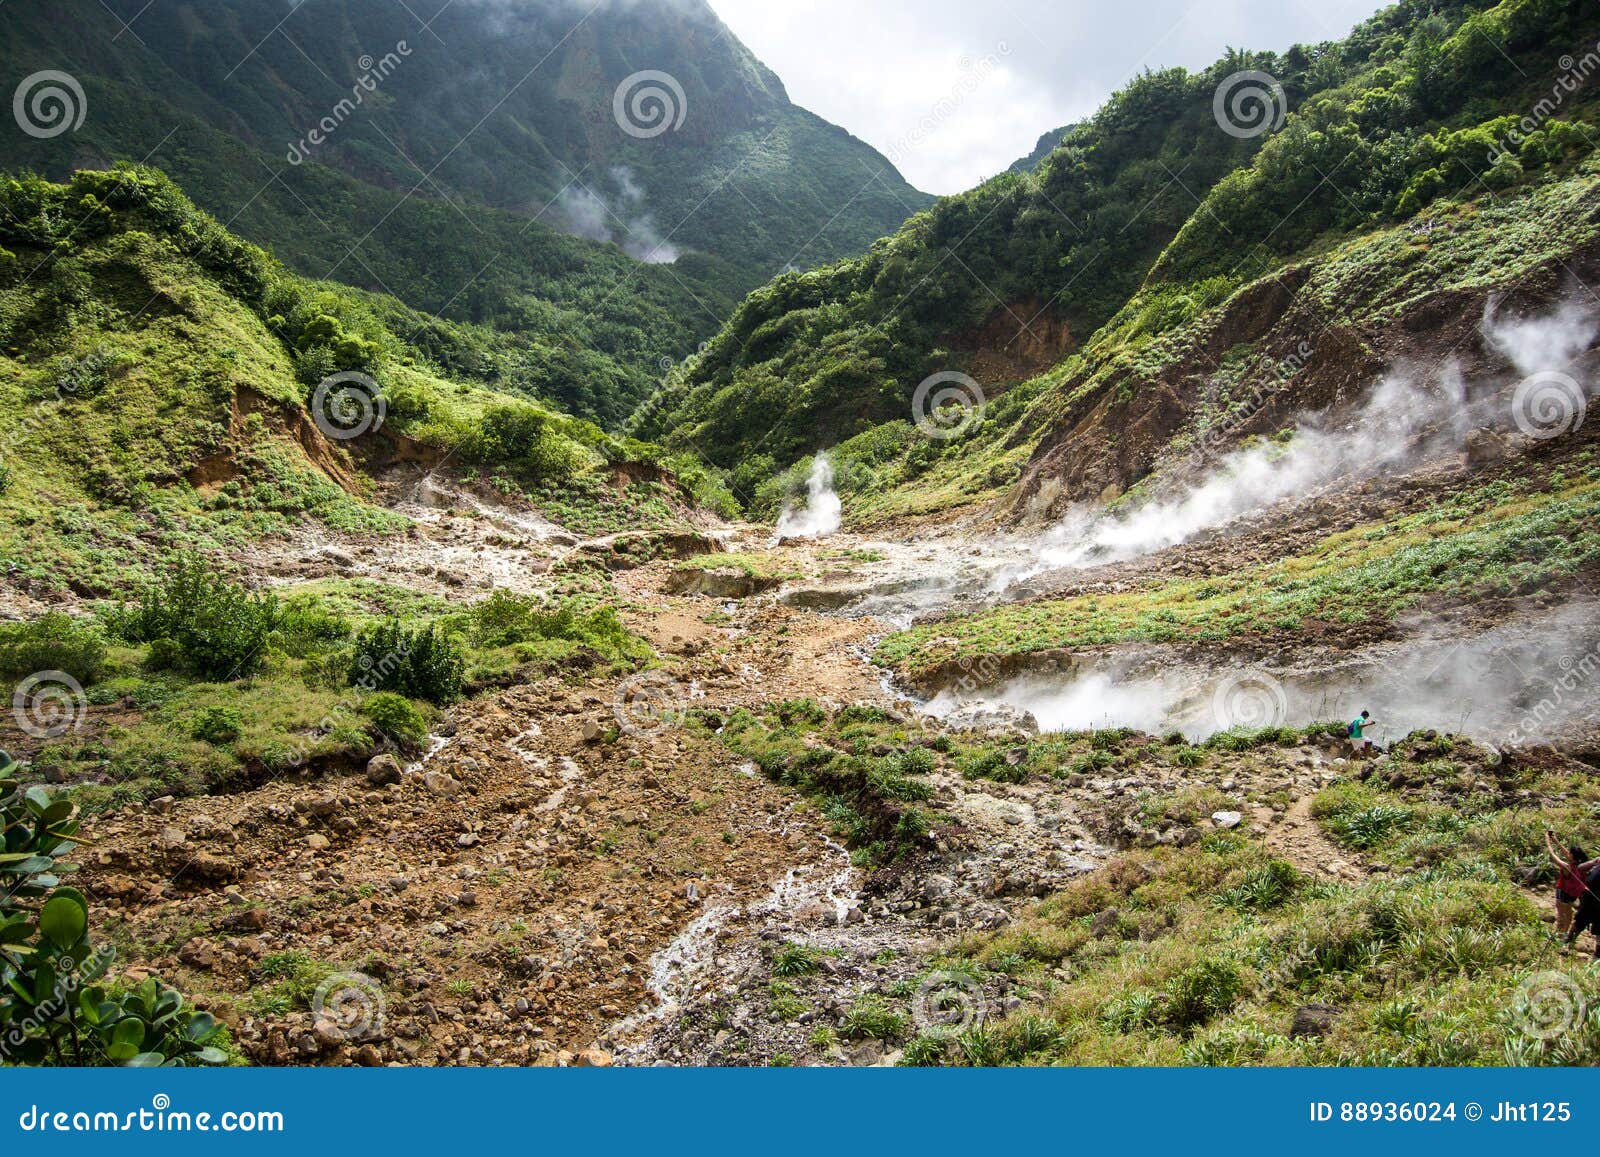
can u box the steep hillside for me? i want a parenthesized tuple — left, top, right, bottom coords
(0, 0, 928, 314)
(637, 0, 1600, 502)
(0, 167, 728, 601)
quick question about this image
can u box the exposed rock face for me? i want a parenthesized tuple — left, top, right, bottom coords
(1010, 237, 1600, 520)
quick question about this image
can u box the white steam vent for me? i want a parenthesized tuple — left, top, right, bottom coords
(774, 454, 842, 541)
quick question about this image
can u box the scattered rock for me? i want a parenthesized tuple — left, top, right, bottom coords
(424, 771, 463, 798)
(366, 754, 404, 787)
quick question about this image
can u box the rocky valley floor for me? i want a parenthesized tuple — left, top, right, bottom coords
(10, 432, 1585, 1066)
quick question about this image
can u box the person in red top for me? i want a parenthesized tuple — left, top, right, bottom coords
(1546, 829, 1600, 938)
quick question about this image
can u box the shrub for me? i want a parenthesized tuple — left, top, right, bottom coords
(771, 942, 821, 977)
(466, 592, 639, 660)
(1163, 958, 1243, 1033)
(0, 612, 106, 684)
(841, 993, 907, 1041)
(900, 1030, 954, 1066)
(1327, 805, 1416, 850)
(361, 691, 427, 750)
(348, 619, 464, 705)
(957, 748, 1027, 783)
(1217, 859, 1302, 912)
(0, 773, 225, 1066)
(110, 556, 278, 680)
(272, 599, 352, 658)
(190, 705, 243, 746)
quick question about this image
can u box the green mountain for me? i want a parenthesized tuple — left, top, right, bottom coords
(0, 166, 731, 598)
(1009, 126, 1072, 173)
(637, 0, 1600, 505)
(0, 0, 930, 425)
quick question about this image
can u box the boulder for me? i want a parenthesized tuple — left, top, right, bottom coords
(1210, 810, 1243, 829)
(366, 754, 403, 787)
(1290, 1004, 1340, 1039)
(424, 770, 463, 798)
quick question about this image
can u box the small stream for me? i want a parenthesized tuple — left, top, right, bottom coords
(601, 822, 861, 1062)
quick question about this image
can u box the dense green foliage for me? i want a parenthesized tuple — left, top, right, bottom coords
(640, 0, 1600, 481)
(348, 619, 465, 706)
(0, 614, 106, 685)
(0, 167, 720, 599)
(108, 556, 280, 681)
(0, 765, 227, 1066)
(0, 0, 928, 425)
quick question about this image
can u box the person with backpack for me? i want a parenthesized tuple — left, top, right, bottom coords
(1347, 710, 1379, 755)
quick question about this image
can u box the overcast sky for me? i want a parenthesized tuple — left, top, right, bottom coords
(708, 0, 1390, 195)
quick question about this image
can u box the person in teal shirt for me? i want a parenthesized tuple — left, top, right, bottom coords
(1348, 710, 1377, 755)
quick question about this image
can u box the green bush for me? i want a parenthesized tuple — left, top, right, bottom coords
(842, 993, 908, 1041)
(1163, 959, 1243, 1033)
(190, 705, 243, 746)
(110, 556, 279, 681)
(272, 598, 352, 659)
(466, 592, 640, 660)
(1327, 805, 1416, 849)
(771, 942, 821, 977)
(0, 613, 106, 684)
(348, 619, 464, 705)
(0, 774, 225, 1066)
(361, 691, 427, 750)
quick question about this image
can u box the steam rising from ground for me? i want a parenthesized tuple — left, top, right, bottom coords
(922, 603, 1600, 745)
(989, 297, 1598, 586)
(873, 299, 1600, 745)
(1018, 371, 1466, 577)
(1483, 295, 1599, 376)
(553, 166, 679, 263)
(775, 454, 842, 540)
